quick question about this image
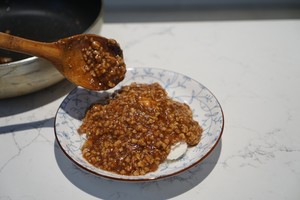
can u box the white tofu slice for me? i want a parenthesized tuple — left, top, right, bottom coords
(167, 141, 188, 160)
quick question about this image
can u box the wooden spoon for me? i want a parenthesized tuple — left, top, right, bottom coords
(0, 32, 126, 90)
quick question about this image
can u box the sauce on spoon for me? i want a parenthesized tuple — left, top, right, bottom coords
(0, 32, 126, 90)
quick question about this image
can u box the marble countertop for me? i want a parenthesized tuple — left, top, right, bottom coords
(1, 15, 300, 199)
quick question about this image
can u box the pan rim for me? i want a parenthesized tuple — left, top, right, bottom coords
(0, 0, 103, 68)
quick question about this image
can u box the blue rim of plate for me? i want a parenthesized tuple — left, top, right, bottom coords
(54, 67, 224, 181)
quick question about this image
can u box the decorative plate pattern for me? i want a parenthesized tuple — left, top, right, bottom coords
(54, 67, 224, 181)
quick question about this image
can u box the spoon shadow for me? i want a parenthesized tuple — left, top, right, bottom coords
(0, 118, 54, 134)
(57, 86, 111, 121)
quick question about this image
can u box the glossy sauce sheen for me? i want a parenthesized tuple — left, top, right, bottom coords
(78, 82, 203, 176)
(80, 37, 126, 89)
(57, 35, 126, 91)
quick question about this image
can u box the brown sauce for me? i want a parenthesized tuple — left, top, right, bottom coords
(78, 82, 203, 176)
(80, 37, 126, 90)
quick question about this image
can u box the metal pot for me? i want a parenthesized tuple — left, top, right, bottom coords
(0, 0, 103, 99)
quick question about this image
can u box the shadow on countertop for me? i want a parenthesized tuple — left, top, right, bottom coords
(0, 117, 55, 134)
(0, 79, 75, 118)
(0, 79, 75, 135)
(54, 138, 222, 200)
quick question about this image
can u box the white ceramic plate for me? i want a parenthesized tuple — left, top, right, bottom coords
(55, 67, 224, 181)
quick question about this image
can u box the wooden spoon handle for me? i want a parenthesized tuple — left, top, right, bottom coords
(0, 32, 60, 61)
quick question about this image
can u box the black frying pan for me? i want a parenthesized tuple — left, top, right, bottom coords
(0, 0, 102, 62)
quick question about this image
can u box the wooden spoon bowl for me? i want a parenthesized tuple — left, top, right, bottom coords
(0, 32, 126, 90)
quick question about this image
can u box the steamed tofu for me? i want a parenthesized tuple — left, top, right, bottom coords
(167, 141, 188, 160)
